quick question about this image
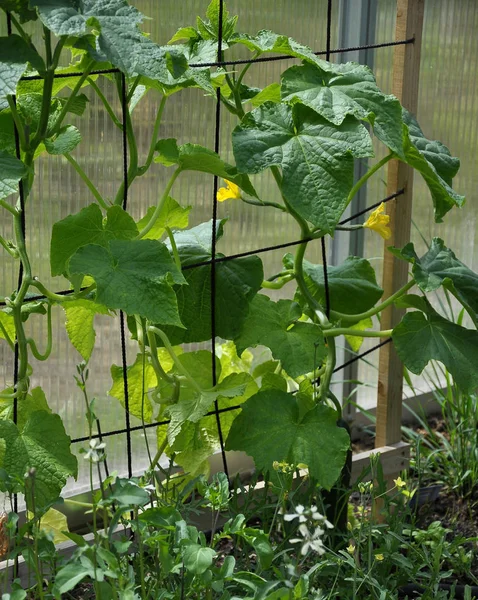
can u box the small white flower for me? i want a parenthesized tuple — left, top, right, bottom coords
(284, 504, 307, 522)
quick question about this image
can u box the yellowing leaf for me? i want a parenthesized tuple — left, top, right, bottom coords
(63, 300, 111, 361)
(344, 317, 373, 352)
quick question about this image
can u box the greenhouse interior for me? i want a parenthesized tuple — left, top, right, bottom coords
(0, 0, 477, 598)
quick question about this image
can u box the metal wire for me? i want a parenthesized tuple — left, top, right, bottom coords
(3, 4, 409, 480)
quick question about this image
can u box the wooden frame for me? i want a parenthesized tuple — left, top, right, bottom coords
(375, 0, 425, 468)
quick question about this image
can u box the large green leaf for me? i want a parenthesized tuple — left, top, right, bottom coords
(232, 102, 373, 233)
(157, 220, 263, 344)
(281, 61, 404, 157)
(299, 255, 383, 315)
(31, 0, 189, 85)
(0, 35, 44, 105)
(0, 150, 27, 200)
(226, 390, 350, 490)
(154, 139, 257, 198)
(232, 30, 323, 66)
(69, 239, 185, 326)
(63, 299, 111, 361)
(392, 309, 478, 394)
(234, 294, 326, 378)
(0, 386, 50, 430)
(0, 410, 77, 508)
(402, 110, 464, 221)
(392, 238, 478, 324)
(50, 204, 138, 276)
(136, 196, 191, 240)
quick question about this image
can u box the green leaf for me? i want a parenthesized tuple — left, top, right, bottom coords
(226, 390, 350, 489)
(196, 0, 237, 42)
(0, 410, 77, 508)
(69, 239, 185, 326)
(136, 196, 191, 240)
(182, 543, 216, 575)
(402, 110, 464, 221)
(53, 563, 94, 597)
(31, 0, 189, 84)
(63, 299, 111, 361)
(300, 255, 383, 314)
(109, 353, 155, 423)
(392, 238, 478, 323)
(232, 30, 322, 65)
(157, 220, 263, 343)
(50, 204, 138, 276)
(281, 61, 404, 157)
(0, 150, 27, 200)
(110, 477, 149, 507)
(168, 26, 200, 44)
(16, 92, 62, 137)
(232, 102, 373, 233)
(158, 371, 257, 479)
(0, 0, 37, 23)
(392, 310, 478, 394)
(0, 310, 15, 343)
(250, 83, 281, 107)
(234, 294, 326, 378)
(44, 125, 81, 155)
(154, 139, 258, 198)
(0, 386, 50, 431)
(0, 35, 44, 103)
(166, 373, 247, 446)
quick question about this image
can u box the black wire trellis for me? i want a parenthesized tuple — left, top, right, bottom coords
(4, 1, 411, 480)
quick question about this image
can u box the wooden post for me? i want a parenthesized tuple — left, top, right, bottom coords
(375, 0, 425, 448)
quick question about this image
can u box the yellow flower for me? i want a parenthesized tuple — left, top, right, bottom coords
(217, 179, 241, 202)
(347, 543, 355, 555)
(375, 553, 384, 561)
(394, 476, 406, 489)
(363, 202, 391, 240)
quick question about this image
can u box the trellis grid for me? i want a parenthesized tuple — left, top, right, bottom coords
(2, 0, 415, 493)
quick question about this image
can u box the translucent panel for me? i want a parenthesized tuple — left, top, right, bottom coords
(357, 0, 478, 408)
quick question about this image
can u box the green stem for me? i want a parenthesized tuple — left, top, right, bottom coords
(261, 274, 294, 289)
(323, 327, 393, 339)
(346, 152, 394, 208)
(0, 200, 18, 216)
(149, 326, 202, 394)
(318, 334, 336, 405)
(52, 61, 93, 136)
(87, 77, 123, 129)
(148, 435, 170, 474)
(127, 75, 142, 102)
(241, 197, 286, 211)
(146, 327, 176, 385)
(26, 304, 52, 361)
(30, 278, 96, 303)
(335, 224, 363, 232)
(137, 95, 167, 175)
(165, 227, 181, 270)
(64, 153, 109, 209)
(0, 234, 18, 258)
(330, 280, 414, 324)
(236, 52, 259, 89)
(43, 26, 52, 65)
(64, 498, 94, 509)
(7, 96, 27, 151)
(136, 168, 182, 239)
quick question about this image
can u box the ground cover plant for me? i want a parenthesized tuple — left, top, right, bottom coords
(0, 0, 477, 597)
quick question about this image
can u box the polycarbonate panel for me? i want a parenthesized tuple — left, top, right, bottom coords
(357, 0, 478, 408)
